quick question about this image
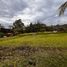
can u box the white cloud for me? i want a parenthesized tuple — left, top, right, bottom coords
(0, 0, 67, 26)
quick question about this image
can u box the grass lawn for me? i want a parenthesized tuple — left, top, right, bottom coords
(0, 32, 67, 47)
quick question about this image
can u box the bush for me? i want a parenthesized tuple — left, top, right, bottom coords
(0, 32, 5, 38)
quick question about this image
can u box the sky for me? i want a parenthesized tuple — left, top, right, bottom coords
(0, 0, 67, 27)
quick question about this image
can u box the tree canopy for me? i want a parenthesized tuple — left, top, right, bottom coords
(12, 19, 24, 34)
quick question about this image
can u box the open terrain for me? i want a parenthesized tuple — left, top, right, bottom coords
(0, 32, 67, 47)
(0, 32, 67, 67)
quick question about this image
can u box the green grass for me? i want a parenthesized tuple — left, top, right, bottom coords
(0, 32, 67, 67)
(0, 32, 67, 47)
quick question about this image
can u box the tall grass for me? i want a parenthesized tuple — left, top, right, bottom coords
(0, 32, 67, 47)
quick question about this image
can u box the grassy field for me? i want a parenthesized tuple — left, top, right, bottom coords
(0, 32, 67, 47)
(0, 32, 67, 67)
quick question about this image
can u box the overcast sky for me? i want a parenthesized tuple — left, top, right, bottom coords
(0, 0, 67, 27)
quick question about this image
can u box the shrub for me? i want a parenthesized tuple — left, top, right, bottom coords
(0, 32, 5, 38)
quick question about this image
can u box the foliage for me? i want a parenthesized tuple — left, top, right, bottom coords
(26, 22, 47, 33)
(12, 19, 25, 34)
(0, 32, 5, 38)
(25, 23, 67, 33)
(0, 20, 67, 36)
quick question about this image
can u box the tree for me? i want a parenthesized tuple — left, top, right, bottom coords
(33, 22, 46, 32)
(12, 19, 25, 34)
(45, 25, 54, 31)
(25, 21, 46, 33)
(59, 1, 67, 16)
(0, 24, 4, 31)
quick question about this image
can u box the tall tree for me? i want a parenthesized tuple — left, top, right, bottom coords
(13, 19, 24, 34)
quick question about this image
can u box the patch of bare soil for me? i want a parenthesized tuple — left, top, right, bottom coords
(0, 46, 67, 67)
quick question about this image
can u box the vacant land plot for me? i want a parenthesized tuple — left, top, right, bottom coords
(0, 33, 67, 67)
(0, 46, 67, 67)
